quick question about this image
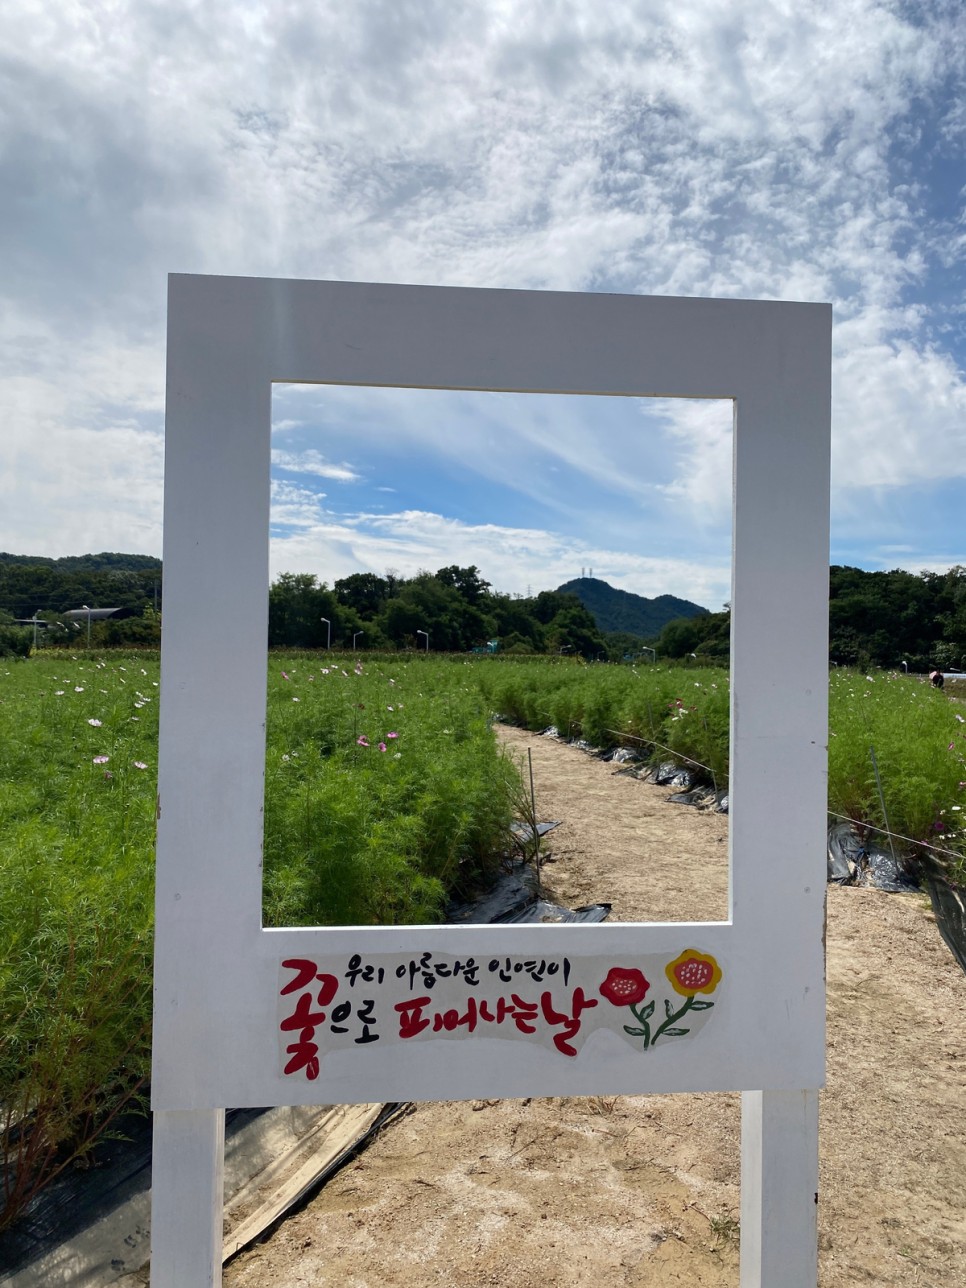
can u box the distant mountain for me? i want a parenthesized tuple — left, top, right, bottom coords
(555, 577, 709, 638)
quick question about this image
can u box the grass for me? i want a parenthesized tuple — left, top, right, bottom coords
(480, 658, 966, 867)
(0, 654, 156, 1230)
(828, 669, 966, 876)
(262, 654, 518, 925)
(0, 650, 518, 1231)
(478, 658, 731, 788)
(2, 650, 964, 1231)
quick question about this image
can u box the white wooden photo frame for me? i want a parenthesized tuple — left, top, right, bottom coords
(154, 275, 831, 1286)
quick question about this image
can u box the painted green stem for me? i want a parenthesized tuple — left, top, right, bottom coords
(651, 995, 696, 1046)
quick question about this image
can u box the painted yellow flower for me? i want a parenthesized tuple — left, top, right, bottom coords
(665, 949, 722, 997)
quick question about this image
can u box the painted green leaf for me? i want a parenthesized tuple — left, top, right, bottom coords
(640, 1000, 655, 1021)
(664, 998, 675, 1019)
(623, 1025, 647, 1036)
(663, 1026, 690, 1036)
(690, 1000, 714, 1011)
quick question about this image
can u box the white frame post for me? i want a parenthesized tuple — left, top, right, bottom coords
(154, 276, 831, 1286)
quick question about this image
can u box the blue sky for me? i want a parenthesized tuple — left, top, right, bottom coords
(2, 1, 965, 611)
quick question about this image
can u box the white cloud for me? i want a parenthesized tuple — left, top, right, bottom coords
(270, 449, 360, 481)
(270, 506, 729, 608)
(3, 0, 966, 584)
(0, 321, 164, 556)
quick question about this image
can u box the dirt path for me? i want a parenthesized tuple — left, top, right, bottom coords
(224, 727, 966, 1288)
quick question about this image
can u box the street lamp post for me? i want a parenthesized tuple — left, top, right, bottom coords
(353, 631, 364, 651)
(320, 617, 331, 650)
(639, 646, 656, 663)
(82, 604, 92, 648)
(417, 629, 429, 652)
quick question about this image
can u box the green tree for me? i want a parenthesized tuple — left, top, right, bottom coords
(434, 565, 491, 605)
(334, 573, 389, 618)
(268, 573, 341, 648)
(545, 606, 605, 660)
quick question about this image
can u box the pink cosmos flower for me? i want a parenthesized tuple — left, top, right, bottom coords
(378, 742, 387, 752)
(133, 761, 148, 770)
(387, 731, 398, 739)
(93, 755, 109, 764)
(88, 718, 102, 727)
(357, 735, 369, 747)
(281, 671, 290, 680)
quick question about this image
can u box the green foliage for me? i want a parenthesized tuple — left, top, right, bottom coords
(829, 564, 966, 670)
(0, 553, 160, 623)
(0, 652, 519, 1228)
(478, 658, 730, 784)
(5, 551, 966, 671)
(828, 670, 966, 850)
(102, 610, 162, 648)
(433, 564, 491, 605)
(334, 572, 389, 616)
(262, 656, 517, 925)
(556, 576, 709, 637)
(482, 660, 966, 856)
(3, 648, 965, 1233)
(0, 654, 157, 1230)
(656, 610, 730, 661)
(0, 626, 31, 658)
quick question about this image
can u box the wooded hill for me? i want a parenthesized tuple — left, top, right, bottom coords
(652, 564, 966, 671)
(2, 553, 965, 671)
(556, 576, 708, 637)
(0, 553, 161, 621)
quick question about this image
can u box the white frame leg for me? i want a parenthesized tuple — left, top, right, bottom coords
(741, 1089, 819, 1288)
(151, 1108, 225, 1288)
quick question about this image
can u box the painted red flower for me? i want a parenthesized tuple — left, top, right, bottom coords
(599, 967, 650, 1007)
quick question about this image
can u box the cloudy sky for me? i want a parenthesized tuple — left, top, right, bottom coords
(3, 0, 965, 610)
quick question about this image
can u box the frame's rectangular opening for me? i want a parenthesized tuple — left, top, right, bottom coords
(263, 384, 734, 931)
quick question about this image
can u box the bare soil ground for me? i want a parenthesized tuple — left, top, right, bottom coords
(224, 726, 966, 1288)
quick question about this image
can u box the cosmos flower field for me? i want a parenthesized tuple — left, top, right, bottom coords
(1, 650, 963, 1228)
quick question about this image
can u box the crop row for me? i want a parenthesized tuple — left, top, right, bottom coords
(478, 659, 966, 858)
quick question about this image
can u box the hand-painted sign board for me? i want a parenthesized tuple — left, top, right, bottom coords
(278, 948, 722, 1075)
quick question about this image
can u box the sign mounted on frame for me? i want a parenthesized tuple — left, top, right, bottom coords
(277, 947, 724, 1078)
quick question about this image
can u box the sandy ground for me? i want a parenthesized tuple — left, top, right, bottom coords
(223, 726, 966, 1288)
